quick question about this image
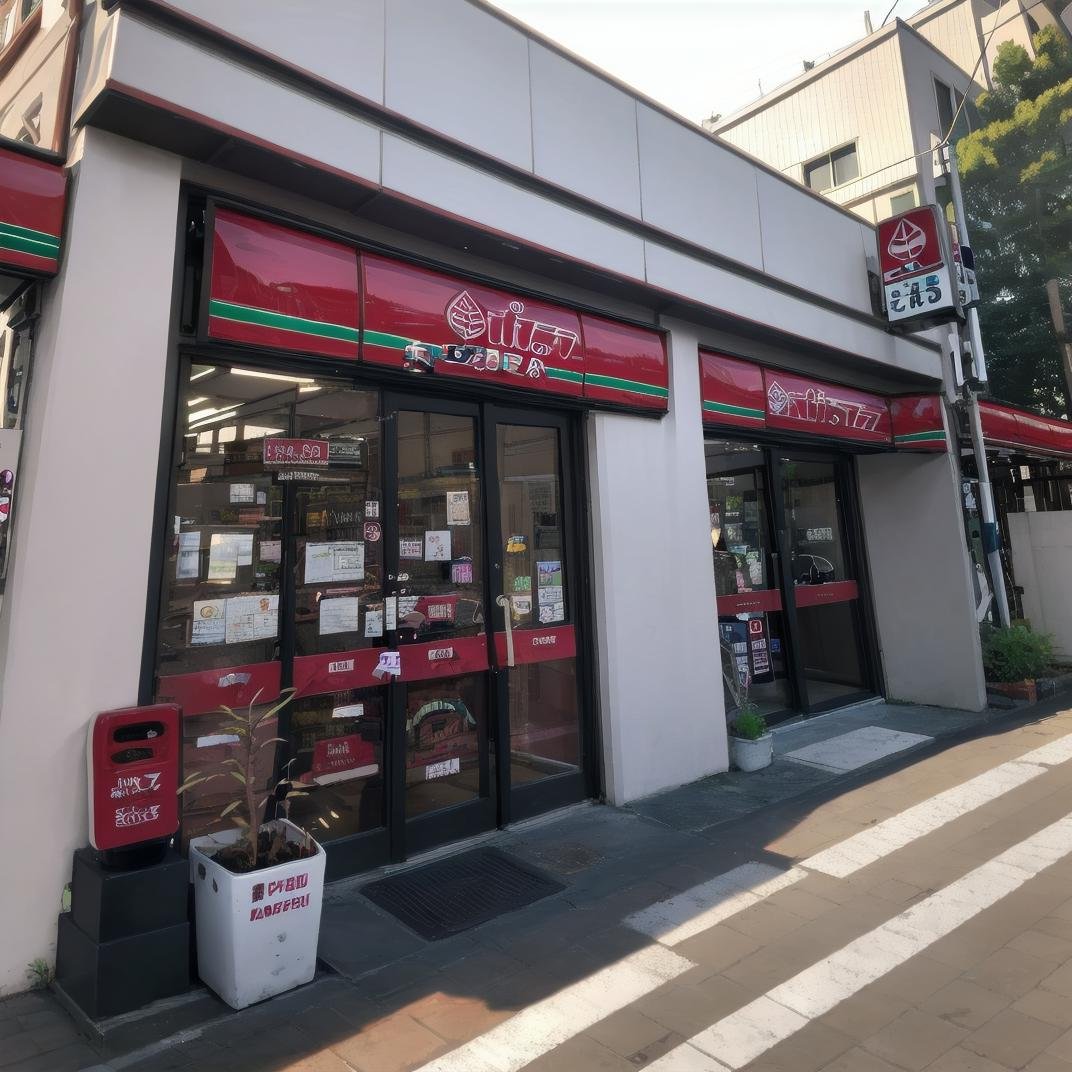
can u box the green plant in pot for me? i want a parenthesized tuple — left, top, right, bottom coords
(981, 623, 1055, 703)
(181, 689, 328, 1010)
(728, 680, 773, 772)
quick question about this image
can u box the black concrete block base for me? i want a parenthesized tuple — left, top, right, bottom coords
(55, 913, 190, 1020)
(71, 846, 188, 943)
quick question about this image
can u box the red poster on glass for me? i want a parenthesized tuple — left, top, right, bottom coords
(310, 734, 377, 784)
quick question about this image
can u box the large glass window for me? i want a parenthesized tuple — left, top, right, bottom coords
(804, 143, 858, 192)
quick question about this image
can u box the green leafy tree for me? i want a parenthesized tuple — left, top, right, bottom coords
(957, 26, 1072, 415)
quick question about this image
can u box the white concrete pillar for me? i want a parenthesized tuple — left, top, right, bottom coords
(856, 450, 986, 712)
(0, 129, 181, 994)
(587, 320, 726, 805)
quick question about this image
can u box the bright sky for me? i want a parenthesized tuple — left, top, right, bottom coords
(487, 0, 932, 123)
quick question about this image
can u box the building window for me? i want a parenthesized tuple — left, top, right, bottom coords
(890, 190, 917, 215)
(803, 143, 859, 192)
(19, 0, 39, 19)
(935, 78, 973, 141)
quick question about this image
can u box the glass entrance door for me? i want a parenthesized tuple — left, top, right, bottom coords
(487, 408, 587, 823)
(706, 441, 795, 722)
(387, 400, 495, 856)
(705, 439, 876, 721)
(777, 453, 873, 713)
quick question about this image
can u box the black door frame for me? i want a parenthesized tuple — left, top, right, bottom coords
(482, 403, 590, 827)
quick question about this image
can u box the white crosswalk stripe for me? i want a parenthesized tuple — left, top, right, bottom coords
(624, 863, 806, 946)
(412, 945, 695, 1072)
(648, 810, 1072, 1070)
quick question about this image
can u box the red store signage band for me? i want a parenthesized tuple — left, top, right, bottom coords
(204, 206, 669, 413)
(699, 351, 946, 452)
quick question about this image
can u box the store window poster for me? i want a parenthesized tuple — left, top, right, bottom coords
(537, 560, 562, 587)
(446, 491, 470, 526)
(399, 538, 423, 560)
(176, 531, 200, 580)
(425, 530, 452, 561)
(319, 595, 360, 636)
(451, 558, 473, 584)
(305, 541, 364, 583)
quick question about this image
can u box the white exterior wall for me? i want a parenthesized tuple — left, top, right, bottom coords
(912, 0, 991, 86)
(0, 129, 181, 995)
(1008, 512, 1072, 660)
(589, 322, 725, 803)
(857, 451, 987, 711)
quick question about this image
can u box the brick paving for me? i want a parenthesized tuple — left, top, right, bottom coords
(7, 699, 1072, 1070)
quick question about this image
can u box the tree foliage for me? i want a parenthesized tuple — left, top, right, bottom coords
(957, 26, 1072, 415)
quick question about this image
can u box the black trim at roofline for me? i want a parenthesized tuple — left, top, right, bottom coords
(93, 0, 940, 356)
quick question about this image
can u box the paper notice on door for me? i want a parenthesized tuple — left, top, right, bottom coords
(235, 533, 254, 566)
(446, 491, 470, 526)
(259, 540, 281, 564)
(538, 603, 565, 624)
(426, 757, 461, 780)
(319, 595, 359, 636)
(191, 600, 226, 645)
(207, 533, 239, 580)
(364, 608, 384, 638)
(425, 530, 451, 561)
(365, 500, 379, 519)
(399, 538, 423, 560)
(229, 483, 255, 504)
(384, 597, 397, 631)
(451, 559, 474, 584)
(176, 531, 200, 580)
(305, 541, 365, 584)
(537, 585, 563, 606)
(224, 594, 278, 644)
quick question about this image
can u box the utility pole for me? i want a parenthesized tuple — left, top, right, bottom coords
(944, 143, 1012, 628)
(1044, 278, 1072, 411)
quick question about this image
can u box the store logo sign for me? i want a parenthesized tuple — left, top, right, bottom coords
(404, 290, 580, 381)
(766, 379, 885, 434)
(886, 218, 926, 262)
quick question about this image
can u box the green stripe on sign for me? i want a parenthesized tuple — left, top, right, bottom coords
(209, 299, 359, 343)
(0, 219, 59, 257)
(0, 230, 58, 259)
(703, 400, 765, 421)
(895, 430, 947, 443)
(546, 367, 584, 383)
(363, 329, 411, 350)
(585, 373, 669, 399)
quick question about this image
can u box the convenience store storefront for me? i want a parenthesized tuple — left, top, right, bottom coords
(150, 202, 669, 877)
(699, 351, 949, 723)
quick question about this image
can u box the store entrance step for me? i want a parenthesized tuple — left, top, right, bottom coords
(361, 847, 564, 940)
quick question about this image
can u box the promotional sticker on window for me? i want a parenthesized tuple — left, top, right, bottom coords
(191, 599, 226, 645)
(451, 558, 474, 584)
(446, 491, 470, 526)
(399, 538, 423, 560)
(537, 560, 562, 587)
(425, 530, 452, 561)
(305, 541, 364, 584)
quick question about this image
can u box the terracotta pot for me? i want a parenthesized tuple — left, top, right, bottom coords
(987, 679, 1037, 703)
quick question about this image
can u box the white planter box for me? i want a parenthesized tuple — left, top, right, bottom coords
(189, 818, 325, 1010)
(730, 733, 773, 772)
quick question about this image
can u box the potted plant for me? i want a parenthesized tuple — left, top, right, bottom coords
(729, 698, 773, 772)
(981, 623, 1055, 703)
(180, 689, 326, 1010)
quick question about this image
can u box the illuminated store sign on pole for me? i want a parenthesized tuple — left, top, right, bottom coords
(877, 206, 963, 329)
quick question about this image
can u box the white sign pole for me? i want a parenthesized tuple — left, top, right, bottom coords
(944, 144, 1011, 629)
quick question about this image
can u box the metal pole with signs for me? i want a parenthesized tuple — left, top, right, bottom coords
(943, 143, 1012, 629)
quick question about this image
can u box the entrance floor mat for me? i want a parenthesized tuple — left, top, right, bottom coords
(361, 846, 565, 941)
(783, 725, 932, 772)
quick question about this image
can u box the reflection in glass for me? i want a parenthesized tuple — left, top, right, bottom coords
(405, 675, 486, 818)
(286, 688, 385, 840)
(705, 440, 793, 720)
(395, 412, 484, 644)
(780, 456, 869, 705)
(508, 659, 580, 781)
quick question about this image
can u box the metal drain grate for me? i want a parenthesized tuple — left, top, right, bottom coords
(362, 847, 564, 940)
